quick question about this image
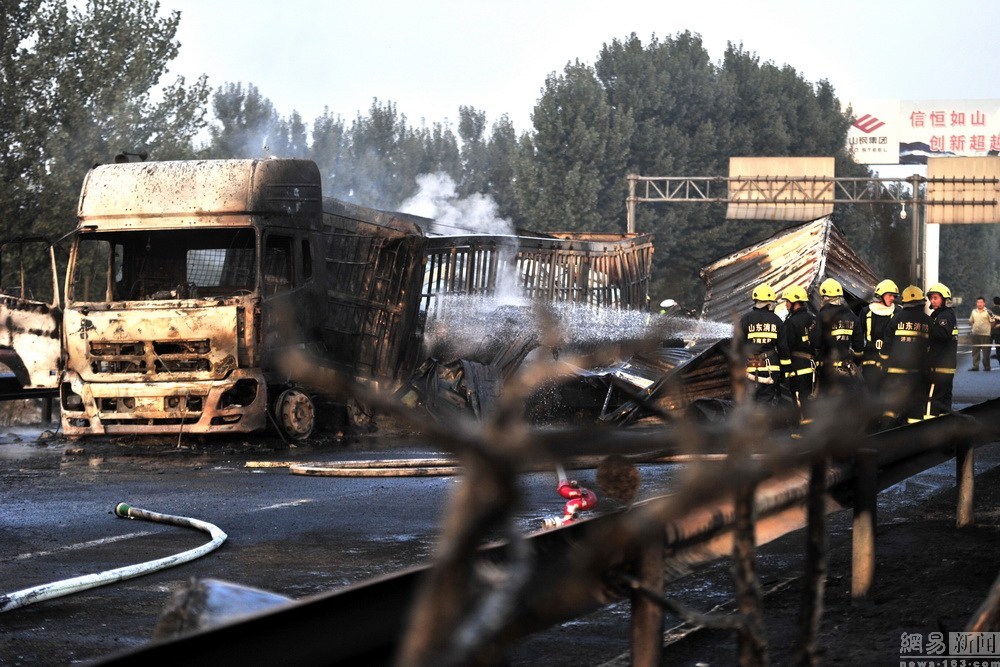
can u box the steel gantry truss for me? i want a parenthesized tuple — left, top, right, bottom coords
(626, 173, 1000, 284)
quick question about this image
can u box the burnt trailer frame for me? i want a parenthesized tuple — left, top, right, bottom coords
(0, 159, 653, 438)
(321, 199, 654, 382)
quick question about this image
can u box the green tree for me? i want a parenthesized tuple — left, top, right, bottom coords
(485, 115, 524, 226)
(1, 0, 209, 238)
(412, 121, 461, 181)
(310, 108, 348, 197)
(269, 110, 309, 159)
(457, 106, 489, 196)
(515, 61, 631, 232)
(207, 82, 278, 159)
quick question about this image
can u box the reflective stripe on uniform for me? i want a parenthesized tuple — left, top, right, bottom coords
(886, 367, 916, 374)
(862, 360, 879, 366)
(747, 332, 778, 341)
(831, 328, 854, 337)
(787, 367, 814, 376)
(930, 367, 956, 374)
(780, 358, 791, 366)
(748, 366, 781, 373)
(894, 329, 929, 338)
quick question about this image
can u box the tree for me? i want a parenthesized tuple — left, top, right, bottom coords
(1, 0, 209, 239)
(515, 61, 631, 232)
(485, 115, 524, 226)
(310, 108, 348, 197)
(457, 106, 489, 197)
(269, 110, 309, 159)
(207, 83, 279, 159)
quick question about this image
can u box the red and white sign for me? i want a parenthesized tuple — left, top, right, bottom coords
(846, 99, 1000, 165)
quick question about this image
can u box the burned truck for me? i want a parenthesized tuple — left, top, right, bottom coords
(0, 158, 652, 439)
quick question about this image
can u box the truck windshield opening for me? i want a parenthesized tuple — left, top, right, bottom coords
(71, 228, 257, 302)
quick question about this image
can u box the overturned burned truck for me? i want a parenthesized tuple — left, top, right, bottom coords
(0, 159, 652, 439)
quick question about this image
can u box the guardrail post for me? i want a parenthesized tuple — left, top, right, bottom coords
(629, 541, 664, 666)
(956, 441, 975, 528)
(852, 448, 878, 601)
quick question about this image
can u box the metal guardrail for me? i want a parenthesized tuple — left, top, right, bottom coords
(96, 397, 1000, 666)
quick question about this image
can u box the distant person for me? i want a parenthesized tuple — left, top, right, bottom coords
(992, 296, 1000, 362)
(734, 283, 787, 406)
(880, 285, 932, 426)
(778, 285, 819, 425)
(969, 296, 995, 371)
(859, 279, 900, 393)
(815, 278, 864, 394)
(926, 283, 958, 416)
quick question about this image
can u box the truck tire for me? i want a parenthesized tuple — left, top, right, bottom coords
(273, 388, 315, 441)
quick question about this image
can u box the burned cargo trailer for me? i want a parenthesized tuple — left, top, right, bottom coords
(0, 159, 652, 439)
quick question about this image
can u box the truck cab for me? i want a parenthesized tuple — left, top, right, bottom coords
(56, 158, 323, 439)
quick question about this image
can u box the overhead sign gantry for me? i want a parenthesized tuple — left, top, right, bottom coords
(626, 156, 1000, 286)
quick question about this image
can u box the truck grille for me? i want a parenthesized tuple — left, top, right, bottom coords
(89, 339, 212, 374)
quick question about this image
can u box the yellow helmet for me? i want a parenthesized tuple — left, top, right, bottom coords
(874, 279, 899, 297)
(926, 282, 951, 299)
(901, 285, 925, 304)
(819, 278, 843, 297)
(782, 285, 809, 303)
(751, 283, 777, 302)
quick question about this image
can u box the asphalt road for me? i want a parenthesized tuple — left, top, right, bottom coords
(0, 362, 997, 666)
(0, 431, 684, 666)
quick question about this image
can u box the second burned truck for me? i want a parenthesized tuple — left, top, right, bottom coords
(0, 158, 652, 439)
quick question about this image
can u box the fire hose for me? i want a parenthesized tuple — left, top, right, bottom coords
(0, 503, 227, 614)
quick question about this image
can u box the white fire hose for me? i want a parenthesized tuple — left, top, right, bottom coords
(0, 503, 227, 613)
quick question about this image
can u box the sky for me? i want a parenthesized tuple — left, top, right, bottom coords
(159, 0, 1000, 139)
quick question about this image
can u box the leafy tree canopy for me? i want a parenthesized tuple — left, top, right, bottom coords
(1, 0, 209, 239)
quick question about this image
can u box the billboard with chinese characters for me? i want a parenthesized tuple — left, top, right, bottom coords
(846, 99, 1000, 165)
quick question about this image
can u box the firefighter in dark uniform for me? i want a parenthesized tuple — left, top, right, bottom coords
(880, 285, 932, 425)
(735, 283, 787, 405)
(815, 278, 865, 394)
(926, 282, 958, 417)
(778, 285, 819, 425)
(858, 279, 900, 393)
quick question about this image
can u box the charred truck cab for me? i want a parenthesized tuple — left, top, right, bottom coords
(60, 159, 323, 439)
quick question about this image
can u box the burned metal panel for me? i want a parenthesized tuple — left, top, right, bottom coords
(321, 199, 429, 380)
(603, 340, 733, 426)
(64, 306, 239, 382)
(699, 217, 878, 322)
(60, 368, 267, 437)
(0, 238, 62, 391)
(78, 159, 321, 230)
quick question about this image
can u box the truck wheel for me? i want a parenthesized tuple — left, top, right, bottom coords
(274, 388, 315, 441)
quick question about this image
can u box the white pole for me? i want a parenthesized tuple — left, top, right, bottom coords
(924, 222, 940, 288)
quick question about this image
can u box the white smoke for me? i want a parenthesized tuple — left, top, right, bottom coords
(400, 173, 514, 236)
(403, 172, 522, 304)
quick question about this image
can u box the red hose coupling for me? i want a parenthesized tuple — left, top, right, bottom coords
(559, 481, 597, 519)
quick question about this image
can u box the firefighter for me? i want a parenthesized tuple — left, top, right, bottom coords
(858, 279, 900, 393)
(778, 285, 819, 425)
(735, 283, 787, 405)
(815, 278, 864, 394)
(926, 282, 958, 416)
(880, 285, 932, 426)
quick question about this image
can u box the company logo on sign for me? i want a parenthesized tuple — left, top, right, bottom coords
(853, 114, 886, 134)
